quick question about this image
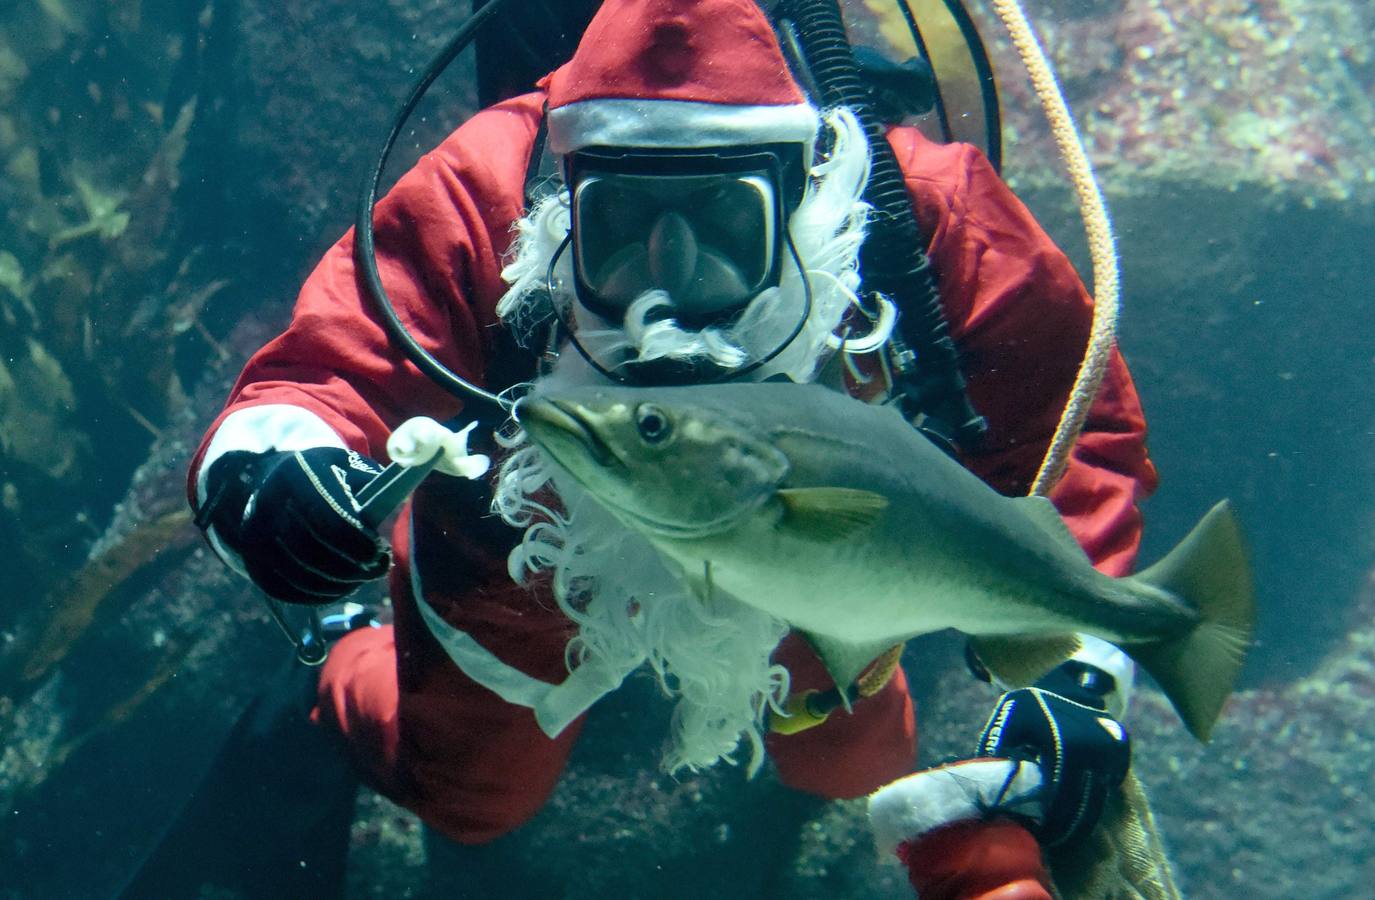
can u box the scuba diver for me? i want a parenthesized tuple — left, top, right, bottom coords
(186, 0, 1157, 897)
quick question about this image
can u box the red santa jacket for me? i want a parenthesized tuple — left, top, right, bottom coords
(189, 91, 1157, 680)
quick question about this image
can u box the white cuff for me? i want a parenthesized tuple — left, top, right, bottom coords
(195, 404, 347, 575)
(1069, 634, 1135, 720)
(548, 98, 820, 154)
(868, 759, 1044, 857)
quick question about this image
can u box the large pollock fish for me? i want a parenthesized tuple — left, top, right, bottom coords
(515, 382, 1254, 741)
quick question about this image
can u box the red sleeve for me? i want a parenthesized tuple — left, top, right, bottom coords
(189, 93, 545, 477)
(890, 130, 1158, 576)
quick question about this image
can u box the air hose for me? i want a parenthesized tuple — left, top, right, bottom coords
(776, 0, 988, 453)
(354, 0, 518, 422)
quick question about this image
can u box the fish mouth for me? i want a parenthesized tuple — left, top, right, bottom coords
(515, 396, 619, 468)
(514, 396, 748, 540)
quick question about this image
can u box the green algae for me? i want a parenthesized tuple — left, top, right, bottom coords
(0, 336, 82, 480)
(49, 174, 132, 247)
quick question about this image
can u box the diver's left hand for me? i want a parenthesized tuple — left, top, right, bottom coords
(976, 661, 1131, 848)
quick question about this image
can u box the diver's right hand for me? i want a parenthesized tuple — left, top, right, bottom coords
(196, 447, 392, 604)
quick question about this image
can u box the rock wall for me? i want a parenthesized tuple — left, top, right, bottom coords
(2, 0, 1371, 897)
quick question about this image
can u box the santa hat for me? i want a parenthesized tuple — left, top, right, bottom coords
(542, 0, 820, 155)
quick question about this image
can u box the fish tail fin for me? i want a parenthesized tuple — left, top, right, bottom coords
(1124, 500, 1254, 742)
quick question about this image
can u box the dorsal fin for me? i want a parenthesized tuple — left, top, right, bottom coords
(1013, 495, 1086, 556)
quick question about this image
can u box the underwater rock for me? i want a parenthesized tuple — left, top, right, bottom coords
(342, 601, 1375, 899)
(996, 163, 1375, 682)
(221, 0, 479, 252)
(921, 0, 1375, 680)
(968, 0, 1375, 201)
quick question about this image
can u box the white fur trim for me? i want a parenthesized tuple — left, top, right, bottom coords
(548, 98, 820, 154)
(868, 759, 1044, 857)
(1070, 634, 1135, 720)
(408, 511, 635, 736)
(491, 406, 792, 776)
(195, 405, 347, 505)
(194, 404, 347, 575)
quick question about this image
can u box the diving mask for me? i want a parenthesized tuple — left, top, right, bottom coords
(566, 145, 805, 327)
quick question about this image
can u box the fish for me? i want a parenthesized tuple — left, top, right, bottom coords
(514, 381, 1254, 741)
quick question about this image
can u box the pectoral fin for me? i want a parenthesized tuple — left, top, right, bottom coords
(968, 633, 1082, 688)
(776, 488, 888, 542)
(801, 632, 912, 710)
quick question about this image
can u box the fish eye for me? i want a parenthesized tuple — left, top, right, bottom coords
(634, 403, 672, 444)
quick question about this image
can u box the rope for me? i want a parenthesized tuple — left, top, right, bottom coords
(988, 0, 1121, 498)
(985, 25, 1175, 897)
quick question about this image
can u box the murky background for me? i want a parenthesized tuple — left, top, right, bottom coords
(1, 0, 1371, 896)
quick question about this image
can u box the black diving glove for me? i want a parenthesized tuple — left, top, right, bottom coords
(196, 447, 392, 605)
(974, 661, 1131, 848)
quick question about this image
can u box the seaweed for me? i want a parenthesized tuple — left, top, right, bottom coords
(0, 0, 223, 645)
(0, 336, 84, 480)
(37, 0, 85, 35)
(48, 173, 132, 247)
(15, 507, 196, 687)
(0, 250, 34, 326)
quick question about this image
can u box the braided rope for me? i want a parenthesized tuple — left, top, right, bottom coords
(989, 0, 1121, 498)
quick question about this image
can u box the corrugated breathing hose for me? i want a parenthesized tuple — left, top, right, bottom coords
(778, 0, 988, 453)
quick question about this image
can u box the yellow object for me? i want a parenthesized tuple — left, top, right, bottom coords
(770, 689, 832, 735)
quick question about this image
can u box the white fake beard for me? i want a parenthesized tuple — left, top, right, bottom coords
(491, 108, 877, 775)
(493, 435, 791, 775)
